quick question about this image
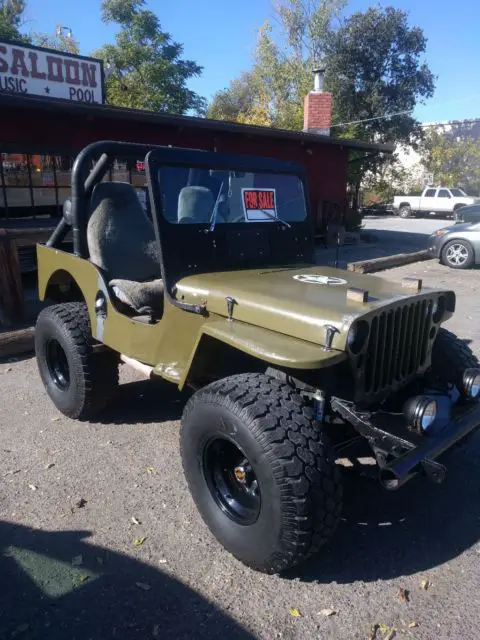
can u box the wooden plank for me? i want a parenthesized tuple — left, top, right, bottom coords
(347, 250, 429, 274)
(0, 326, 35, 359)
(0, 231, 24, 326)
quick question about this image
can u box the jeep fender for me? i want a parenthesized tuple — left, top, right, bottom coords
(177, 317, 347, 389)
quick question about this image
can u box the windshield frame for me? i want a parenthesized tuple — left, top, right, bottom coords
(145, 147, 314, 310)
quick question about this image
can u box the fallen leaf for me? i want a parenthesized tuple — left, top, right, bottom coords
(5, 367, 12, 373)
(398, 587, 410, 603)
(72, 555, 83, 566)
(51, 417, 60, 422)
(420, 579, 430, 590)
(133, 537, 147, 547)
(319, 609, 336, 617)
(78, 574, 90, 583)
(76, 498, 87, 509)
(289, 607, 301, 618)
(28, 484, 37, 491)
(146, 466, 157, 475)
(408, 621, 419, 628)
(379, 624, 390, 634)
(45, 463, 55, 470)
(385, 631, 396, 640)
(131, 516, 141, 525)
(136, 581, 151, 591)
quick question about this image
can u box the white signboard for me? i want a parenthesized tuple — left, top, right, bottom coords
(0, 40, 104, 104)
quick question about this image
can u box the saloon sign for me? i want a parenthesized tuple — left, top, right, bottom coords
(0, 40, 104, 104)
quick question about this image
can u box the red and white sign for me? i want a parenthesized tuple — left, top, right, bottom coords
(242, 188, 278, 221)
(0, 40, 104, 104)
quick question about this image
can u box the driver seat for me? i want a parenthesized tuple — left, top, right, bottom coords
(87, 182, 164, 317)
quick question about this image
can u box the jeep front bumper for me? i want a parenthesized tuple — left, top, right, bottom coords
(331, 397, 480, 490)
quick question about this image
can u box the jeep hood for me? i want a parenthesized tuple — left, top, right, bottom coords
(176, 266, 445, 350)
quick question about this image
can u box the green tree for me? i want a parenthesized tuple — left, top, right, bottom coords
(93, 0, 206, 114)
(31, 26, 80, 54)
(421, 127, 480, 195)
(208, 0, 344, 128)
(0, 0, 29, 42)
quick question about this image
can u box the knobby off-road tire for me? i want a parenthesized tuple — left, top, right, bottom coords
(35, 302, 119, 420)
(431, 328, 479, 389)
(180, 372, 342, 574)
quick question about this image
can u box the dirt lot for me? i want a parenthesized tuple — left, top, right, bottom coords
(1, 258, 480, 640)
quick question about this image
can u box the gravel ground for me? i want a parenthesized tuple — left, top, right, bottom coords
(1, 256, 480, 640)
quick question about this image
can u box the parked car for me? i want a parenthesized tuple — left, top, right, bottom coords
(360, 201, 394, 216)
(428, 221, 480, 268)
(394, 187, 479, 219)
(454, 203, 480, 224)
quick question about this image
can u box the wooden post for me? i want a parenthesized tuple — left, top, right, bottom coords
(0, 230, 24, 326)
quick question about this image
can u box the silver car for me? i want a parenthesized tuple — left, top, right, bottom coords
(428, 222, 480, 269)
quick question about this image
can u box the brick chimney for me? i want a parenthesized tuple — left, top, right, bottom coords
(303, 67, 332, 136)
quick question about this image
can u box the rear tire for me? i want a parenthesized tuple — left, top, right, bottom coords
(399, 205, 411, 218)
(441, 239, 474, 269)
(35, 302, 119, 420)
(180, 373, 342, 574)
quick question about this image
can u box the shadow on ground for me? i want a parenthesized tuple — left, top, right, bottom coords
(0, 522, 253, 640)
(98, 377, 191, 425)
(290, 433, 480, 584)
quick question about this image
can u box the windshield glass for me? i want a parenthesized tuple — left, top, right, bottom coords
(450, 188, 467, 197)
(156, 166, 307, 225)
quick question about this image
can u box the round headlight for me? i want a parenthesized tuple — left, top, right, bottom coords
(404, 396, 438, 434)
(346, 320, 369, 356)
(463, 368, 480, 399)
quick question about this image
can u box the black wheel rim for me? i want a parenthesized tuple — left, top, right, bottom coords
(203, 438, 261, 525)
(45, 338, 70, 391)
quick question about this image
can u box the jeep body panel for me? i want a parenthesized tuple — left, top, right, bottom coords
(37, 245, 347, 387)
(176, 265, 455, 352)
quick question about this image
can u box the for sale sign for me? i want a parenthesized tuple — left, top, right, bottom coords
(0, 40, 104, 104)
(242, 188, 278, 221)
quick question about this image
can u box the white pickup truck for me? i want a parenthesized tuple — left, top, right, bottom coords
(393, 187, 479, 218)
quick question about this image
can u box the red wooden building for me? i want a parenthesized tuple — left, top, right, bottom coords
(0, 92, 391, 232)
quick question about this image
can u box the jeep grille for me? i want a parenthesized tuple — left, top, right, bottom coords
(364, 299, 432, 397)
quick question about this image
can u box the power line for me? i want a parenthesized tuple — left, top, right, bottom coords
(332, 94, 480, 129)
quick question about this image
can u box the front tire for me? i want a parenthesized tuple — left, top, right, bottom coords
(441, 239, 474, 269)
(399, 205, 411, 218)
(35, 302, 119, 420)
(180, 373, 342, 574)
(431, 328, 479, 389)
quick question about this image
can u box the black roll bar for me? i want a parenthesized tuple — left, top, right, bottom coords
(47, 140, 167, 257)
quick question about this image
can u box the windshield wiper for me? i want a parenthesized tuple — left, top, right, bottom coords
(259, 209, 291, 229)
(209, 180, 225, 232)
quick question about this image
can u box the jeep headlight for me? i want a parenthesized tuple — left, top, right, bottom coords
(404, 396, 437, 434)
(463, 368, 480, 399)
(346, 320, 369, 355)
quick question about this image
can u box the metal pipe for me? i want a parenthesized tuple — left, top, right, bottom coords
(379, 405, 480, 489)
(46, 217, 69, 248)
(120, 354, 154, 378)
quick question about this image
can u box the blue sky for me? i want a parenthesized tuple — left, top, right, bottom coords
(22, 0, 480, 123)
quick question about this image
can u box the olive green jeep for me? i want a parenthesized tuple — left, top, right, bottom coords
(35, 141, 480, 574)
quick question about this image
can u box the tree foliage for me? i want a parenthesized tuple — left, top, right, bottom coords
(208, 0, 344, 128)
(31, 27, 80, 54)
(0, 0, 28, 42)
(325, 7, 435, 145)
(93, 0, 206, 114)
(421, 125, 480, 195)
